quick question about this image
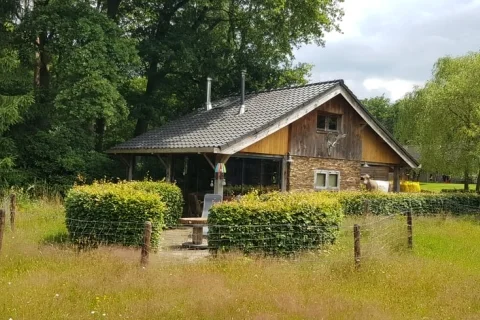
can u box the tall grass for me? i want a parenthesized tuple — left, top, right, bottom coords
(0, 201, 479, 319)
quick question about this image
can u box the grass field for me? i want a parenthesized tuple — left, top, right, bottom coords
(419, 182, 477, 192)
(1, 199, 480, 319)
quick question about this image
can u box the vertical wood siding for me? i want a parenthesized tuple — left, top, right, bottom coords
(240, 126, 289, 155)
(289, 95, 363, 160)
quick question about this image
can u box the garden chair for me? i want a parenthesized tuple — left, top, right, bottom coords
(201, 194, 222, 236)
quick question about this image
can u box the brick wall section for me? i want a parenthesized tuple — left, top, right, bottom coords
(288, 156, 361, 191)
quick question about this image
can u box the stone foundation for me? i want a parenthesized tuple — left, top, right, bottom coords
(288, 156, 361, 191)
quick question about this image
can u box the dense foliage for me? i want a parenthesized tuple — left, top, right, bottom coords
(335, 191, 480, 216)
(396, 52, 480, 191)
(208, 192, 344, 256)
(65, 182, 166, 247)
(0, 0, 344, 191)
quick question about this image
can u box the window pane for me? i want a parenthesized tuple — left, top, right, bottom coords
(317, 115, 326, 130)
(328, 117, 338, 131)
(315, 173, 326, 187)
(328, 174, 338, 188)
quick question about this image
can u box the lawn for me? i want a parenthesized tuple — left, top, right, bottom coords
(419, 182, 477, 193)
(1, 199, 480, 319)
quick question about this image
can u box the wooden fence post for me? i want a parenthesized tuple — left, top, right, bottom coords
(0, 209, 5, 252)
(10, 194, 16, 232)
(141, 221, 152, 266)
(354, 224, 361, 269)
(407, 209, 413, 249)
(364, 200, 370, 215)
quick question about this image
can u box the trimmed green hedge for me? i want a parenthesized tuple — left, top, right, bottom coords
(334, 191, 480, 215)
(130, 181, 183, 228)
(65, 182, 166, 247)
(208, 192, 343, 256)
(441, 189, 478, 194)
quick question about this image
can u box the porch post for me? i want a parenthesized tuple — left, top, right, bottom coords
(156, 154, 172, 182)
(213, 154, 230, 196)
(281, 155, 288, 192)
(393, 166, 401, 192)
(127, 155, 133, 181)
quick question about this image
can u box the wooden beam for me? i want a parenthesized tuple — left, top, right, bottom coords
(213, 154, 231, 196)
(155, 154, 167, 169)
(281, 156, 288, 192)
(202, 153, 215, 170)
(127, 156, 133, 181)
(393, 166, 401, 193)
(155, 154, 172, 182)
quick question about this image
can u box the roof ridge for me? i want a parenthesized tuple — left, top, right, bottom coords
(211, 79, 344, 108)
(245, 79, 344, 95)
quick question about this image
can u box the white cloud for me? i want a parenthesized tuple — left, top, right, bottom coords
(363, 78, 421, 101)
(296, 0, 480, 101)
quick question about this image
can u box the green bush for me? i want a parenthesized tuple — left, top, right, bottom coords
(335, 191, 480, 215)
(441, 189, 478, 194)
(129, 181, 183, 228)
(65, 182, 166, 247)
(208, 192, 343, 256)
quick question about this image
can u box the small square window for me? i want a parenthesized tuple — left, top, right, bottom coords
(315, 173, 326, 188)
(314, 170, 340, 190)
(328, 174, 338, 188)
(317, 114, 340, 132)
(328, 117, 338, 131)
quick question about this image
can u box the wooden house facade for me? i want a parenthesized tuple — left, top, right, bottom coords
(108, 79, 418, 212)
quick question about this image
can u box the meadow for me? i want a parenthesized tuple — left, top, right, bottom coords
(1, 198, 480, 319)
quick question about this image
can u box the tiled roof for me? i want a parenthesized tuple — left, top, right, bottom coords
(110, 80, 341, 151)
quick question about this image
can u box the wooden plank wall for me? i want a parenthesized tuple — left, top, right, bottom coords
(360, 165, 390, 180)
(362, 127, 403, 165)
(240, 126, 289, 155)
(289, 95, 362, 160)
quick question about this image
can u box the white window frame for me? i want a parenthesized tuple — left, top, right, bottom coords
(314, 170, 340, 191)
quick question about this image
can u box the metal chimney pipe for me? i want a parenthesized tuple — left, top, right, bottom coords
(239, 70, 246, 114)
(206, 77, 212, 110)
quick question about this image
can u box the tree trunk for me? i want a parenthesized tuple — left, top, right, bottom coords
(95, 118, 106, 152)
(463, 168, 469, 191)
(107, 0, 122, 20)
(134, 118, 148, 137)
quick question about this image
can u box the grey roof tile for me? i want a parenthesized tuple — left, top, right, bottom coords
(111, 80, 341, 151)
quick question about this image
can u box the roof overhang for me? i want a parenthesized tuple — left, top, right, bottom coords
(218, 84, 419, 168)
(106, 147, 220, 154)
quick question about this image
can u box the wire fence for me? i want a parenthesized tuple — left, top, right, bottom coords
(1, 195, 480, 267)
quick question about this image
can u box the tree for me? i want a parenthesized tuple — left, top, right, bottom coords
(361, 95, 398, 135)
(396, 52, 480, 191)
(0, 0, 344, 191)
(120, 0, 344, 136)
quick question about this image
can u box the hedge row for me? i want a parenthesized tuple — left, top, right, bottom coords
(441, 189, 478, 194)
(334, 191, 480, 215)
(65, 183, 166, 247)
(208, 192, 343, 256)
(64, 180, 183, 247)
(129, 181, 183, 228)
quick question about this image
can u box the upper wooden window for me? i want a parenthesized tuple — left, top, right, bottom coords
(317, 114, 340, 132)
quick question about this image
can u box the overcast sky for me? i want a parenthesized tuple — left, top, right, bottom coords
(295, 0, 480, 101)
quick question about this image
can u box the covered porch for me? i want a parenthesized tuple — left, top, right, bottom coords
(116, 152, 288, 216)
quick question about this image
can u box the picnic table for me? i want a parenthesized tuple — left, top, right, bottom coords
(178, 217, 208, 248)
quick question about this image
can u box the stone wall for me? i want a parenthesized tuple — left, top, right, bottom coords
(288, 156, 361, 191)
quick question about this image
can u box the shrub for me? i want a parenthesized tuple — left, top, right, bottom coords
(208, 192, 343, 256)
(335, 191, 480, 215)
(400, 181, 421, 193)
(441, 189, 478, 194)
(129, 181, 183, 228)
(65, 182, 166, 247)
